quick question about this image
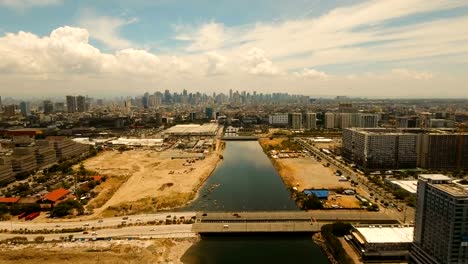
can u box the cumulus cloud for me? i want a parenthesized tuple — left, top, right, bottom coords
(78, 10, 137, 50)
(243, 48, 281, 76)
(176, 22, 225, 52)
(0, 0, 61, 9)
(391, 68, 433, 80)
(293, 68, 328, 79)
(205, 52, 227, 75)
(0, 26, 189, 78)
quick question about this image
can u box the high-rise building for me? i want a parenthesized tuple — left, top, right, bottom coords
(411, 174, 468, 264)
(342, 128, 418, 170)
(43, 100, 54, 114)
(290, 113, 302, 130)
(66, 95, 76, 113)
(324, 113, 336, 129)
(54, 102, 65, 112)
(304, 113, 317, 130)
(19, 101, 31, 116)
(4, 105, 16, 117)
(417, 133, 468, 170)
(76, 95, 87, 112)
(205, 107, 213, 119)
(360, 114, 379, 128)
(268, 114, 289, 126)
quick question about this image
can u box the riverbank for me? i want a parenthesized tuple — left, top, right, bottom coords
(79, 140, 224, 217)
(0, 237, 198, 264)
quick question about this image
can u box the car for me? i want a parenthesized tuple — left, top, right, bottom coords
(55, 224, 61, 227)
(98, 219, 103, 223)
(397, 207, 403, 212)
(91, 232, 97, 236)
(166, 215, 171, 218)
(82, 231, 89, 234)
(83, 223, 90, 226)
(150, 228, 155, 231)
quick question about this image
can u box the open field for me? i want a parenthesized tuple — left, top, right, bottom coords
(79, 142, 222, 216)
(273, 157, 352, 190)
(0, 238, 197, 264)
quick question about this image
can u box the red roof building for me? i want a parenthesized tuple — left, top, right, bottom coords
(0, 197, 20, 204)
(92, 175, 103, 181)
(43, 188, 70, 203)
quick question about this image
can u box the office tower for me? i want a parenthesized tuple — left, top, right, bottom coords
(342, 128, 418, 170)
(76, 95, 87, 112)
(305, 113, 317, 130)
(360, 114, 379, 128)
(4, 105, 16, 117)
(54, 102, 65, 112)
(417, 132, 468, 170)
(324, 113, 336, 129)
(43, 100, 54, 114)
(205, 107, 213, 119)
(411, 174, 468, 264)
(66, 95, 76, 113)
(19, 101, 31, 116)
(290, 113, 302, 129)
(142, 92, 149, 108)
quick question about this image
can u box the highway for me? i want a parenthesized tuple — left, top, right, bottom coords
(0, 212, 196, 231)
(0, 224, 195, 241)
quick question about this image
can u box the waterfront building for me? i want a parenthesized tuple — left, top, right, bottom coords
(411, 174, 468, 264)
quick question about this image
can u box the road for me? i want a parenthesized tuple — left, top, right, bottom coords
(296, 138, 415, 224)
(0, 224, 195, 241)
(0, 212, 196, 231)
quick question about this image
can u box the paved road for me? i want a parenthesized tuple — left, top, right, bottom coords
(296, 138, 415, 224)
(0, 212, 196, 231)
(0, 224, 195, 241)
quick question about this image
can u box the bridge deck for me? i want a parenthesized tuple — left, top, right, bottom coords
(192, 211, 397, 233)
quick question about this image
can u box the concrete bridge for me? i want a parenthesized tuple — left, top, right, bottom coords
(192, 211, 398, 233)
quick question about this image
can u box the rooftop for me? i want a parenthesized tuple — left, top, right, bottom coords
(390, 180, 417, 194)
(434, 184, 468, 197)
(419, 174, 452, 182)
(356, 226, 414, 244)
(164, 123, 219, 135)
(43, 188, 70, 202)
(0, 197, 20, 203)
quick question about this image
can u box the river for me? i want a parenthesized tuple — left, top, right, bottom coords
(182, 141, 329, 263)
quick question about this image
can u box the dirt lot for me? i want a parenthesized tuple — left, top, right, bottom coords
(0, 238, 196, 264)
(80, 143, 222, 216)
(274, 157, 352, 190)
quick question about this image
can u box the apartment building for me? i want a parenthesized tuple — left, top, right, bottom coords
(417, 132, 468, 170)
(290, 113, 302, 130)
(304, 113, 317, 130)
(0, 158, 14, 183)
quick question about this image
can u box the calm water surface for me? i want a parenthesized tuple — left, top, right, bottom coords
(181, 141, 329, 264)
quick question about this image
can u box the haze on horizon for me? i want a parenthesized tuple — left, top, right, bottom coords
(0, 0, 468, 98)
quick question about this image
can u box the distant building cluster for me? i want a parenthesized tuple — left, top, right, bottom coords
(342, 128, 468, 171)
(0, 129, 89, 185)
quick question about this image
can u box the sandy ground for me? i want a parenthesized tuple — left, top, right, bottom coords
(274, 157, 352, 190)
(0, 238, 197, 264)
(81, 143, 222, 216)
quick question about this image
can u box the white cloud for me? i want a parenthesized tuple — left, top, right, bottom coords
(176, 22, 226, 52)
(293, 68, 328, 79)
(391, 68, 433, 80)
(205, 52, 227, 76)
(0, 0, 61, 9)
(78, 10, 137, 50)
(243, 47, 281, 76)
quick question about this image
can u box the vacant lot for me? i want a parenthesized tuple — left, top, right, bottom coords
(82, 145, 221, 216)
(274, 157, 352, 190)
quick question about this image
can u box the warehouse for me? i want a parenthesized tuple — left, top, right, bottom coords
(164, 123, 219, 136)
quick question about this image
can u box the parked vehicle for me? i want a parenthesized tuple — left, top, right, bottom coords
(25, 212, 40, 221)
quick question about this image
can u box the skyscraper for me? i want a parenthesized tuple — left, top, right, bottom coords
(66, 95, 76, 113)
(76, 95, 87, 112)
(43, 100, 54, 114)
(19, 101, 31, 116)
(411, 174, 468, 264)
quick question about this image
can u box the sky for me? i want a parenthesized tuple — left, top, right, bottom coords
(0, 0, 468, 98)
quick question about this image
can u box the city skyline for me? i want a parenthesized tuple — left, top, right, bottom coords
(1, 0, 468, 98)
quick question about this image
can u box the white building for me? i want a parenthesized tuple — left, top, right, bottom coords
(268, 114, 289, 126)
(324, 113, 336, 129)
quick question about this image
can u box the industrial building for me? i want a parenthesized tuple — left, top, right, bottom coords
(164, 123, 219, 136)
(350, 225, 414, 261)
(411, 174, 468, 264)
